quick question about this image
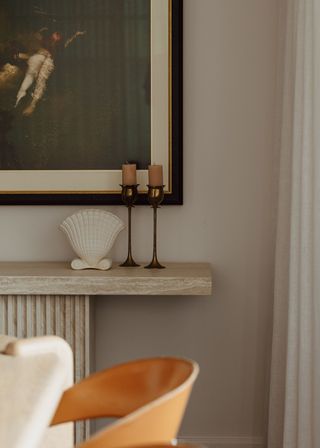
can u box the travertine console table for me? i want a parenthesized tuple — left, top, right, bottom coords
(0, 262, 212, 443)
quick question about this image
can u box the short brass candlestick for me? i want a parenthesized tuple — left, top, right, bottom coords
(120, 184, 140, 267)
(145, 185, 166, 269)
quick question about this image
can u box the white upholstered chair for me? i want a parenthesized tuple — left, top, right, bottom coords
(0, 335, 73, 448)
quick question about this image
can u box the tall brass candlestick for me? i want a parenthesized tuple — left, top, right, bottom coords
(145, 185, 166, 269)
(120, 185, 140, 267)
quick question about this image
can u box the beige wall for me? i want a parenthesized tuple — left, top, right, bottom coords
(0, 1, 280, 446)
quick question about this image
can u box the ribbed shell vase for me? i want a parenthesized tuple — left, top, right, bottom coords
(60, 209, 125, 270)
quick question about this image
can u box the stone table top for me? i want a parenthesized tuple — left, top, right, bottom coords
(0, 262, 212, 296)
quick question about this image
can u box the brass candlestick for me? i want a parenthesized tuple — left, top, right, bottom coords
(120, 184, 140, 267)
(145, 185, 166, 269)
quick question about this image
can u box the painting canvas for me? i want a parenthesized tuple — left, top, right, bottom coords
(0, 0, 151, 170)
(0, 0, 182, 204)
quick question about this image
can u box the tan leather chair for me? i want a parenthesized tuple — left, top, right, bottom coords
(52, 357, 199, 448)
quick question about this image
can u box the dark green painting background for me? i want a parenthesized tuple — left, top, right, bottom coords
(0, 0, 151, 170)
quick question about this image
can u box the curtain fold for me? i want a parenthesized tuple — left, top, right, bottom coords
(268, 0, 320, 447)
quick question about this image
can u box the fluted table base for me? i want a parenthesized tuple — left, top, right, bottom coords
(0, 295, 91, 445)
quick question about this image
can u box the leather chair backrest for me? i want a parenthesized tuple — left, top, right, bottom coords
(52, 357, 199, 448)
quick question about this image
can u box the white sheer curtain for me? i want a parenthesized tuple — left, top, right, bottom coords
(268, 0, 320, 447)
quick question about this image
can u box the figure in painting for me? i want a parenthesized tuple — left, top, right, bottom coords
(14, 28, 86, 116)
(0, 20, 86, 116)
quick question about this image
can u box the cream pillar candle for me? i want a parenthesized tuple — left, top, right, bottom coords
(122, 164, 137, 185)
(148, 165, 163, 187)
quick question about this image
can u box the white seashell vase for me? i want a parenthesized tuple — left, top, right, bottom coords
(60, 209, 125, 271)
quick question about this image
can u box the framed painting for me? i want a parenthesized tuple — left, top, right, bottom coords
(0, 0, 182, 205)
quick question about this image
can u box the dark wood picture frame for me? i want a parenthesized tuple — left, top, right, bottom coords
(0, 0, 183, 206)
